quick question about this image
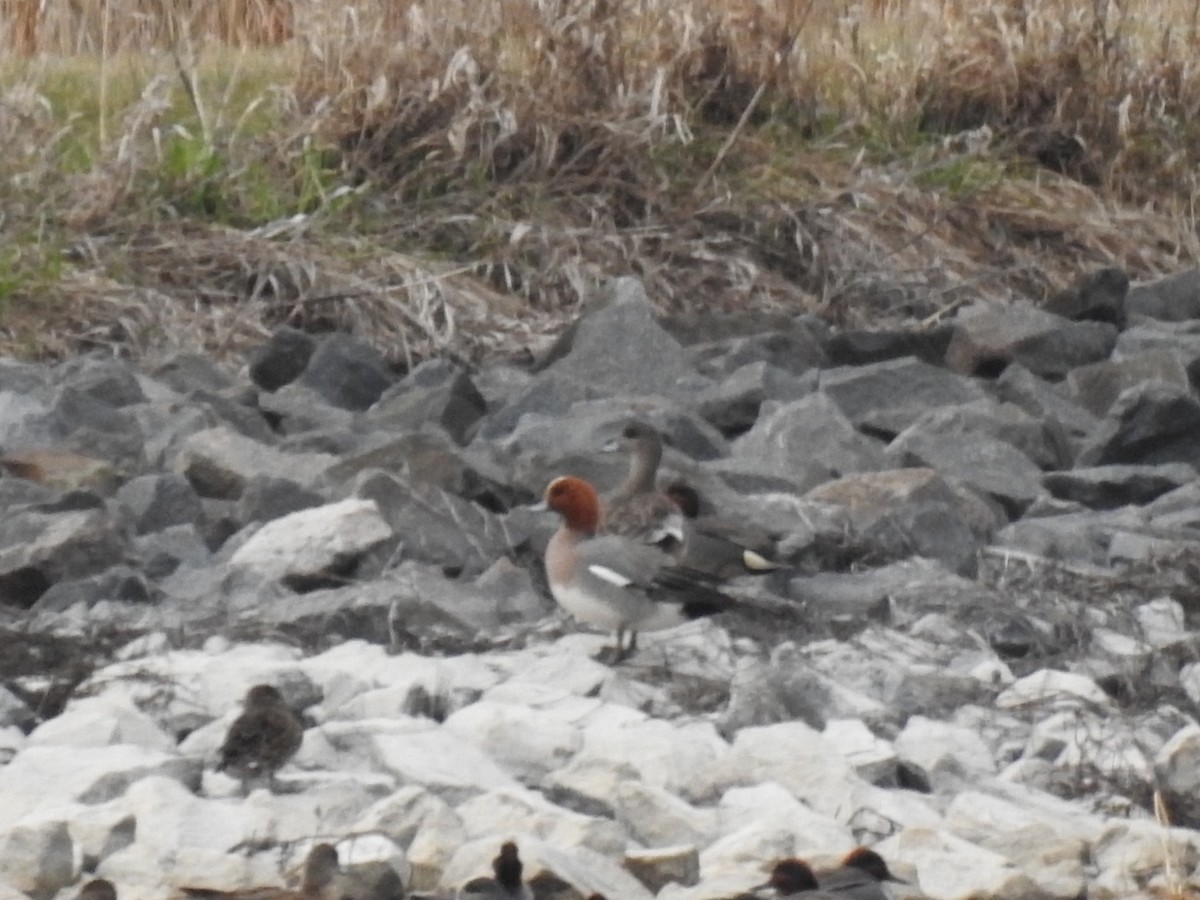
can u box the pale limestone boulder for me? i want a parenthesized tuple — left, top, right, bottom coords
(613, 780, 719, 848)
(572, 718, 729, 798)
(698, 720, 864, 816)
(351, 785, 453, 846)
(876, 827, 1051, 900)
(821, 718, 897, 783)
(442, 699, 582, 782)
(405, 803, 467, 892)
(228, 498, 391, 582)
(98, 840, 284, 900)
(894, 715, 998, 777)
(716, 782, 854, 857)
(0, 820, 74, 899)
(944, 791, 1087, 898)
(171, 426, 337, 496)
(995, 669, 1112, 709)
(368, 725, 521, 801)
(498, 645, 614, 696)
(1091, 819, 1200, 898)
(455, 787, 626, 855)
(27, 695, 176, 752)
(697, 822, 798, 882)
(0, 746, 198, 831)
(1181, 661, 1200, 706)
(0, 724, 24, 763)
(542, 757, 639, 818)
(1135, 596, 1186, 648)
(483, 679, 646, 732)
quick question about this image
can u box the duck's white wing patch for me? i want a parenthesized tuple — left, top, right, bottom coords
(587, 564, 633, 588)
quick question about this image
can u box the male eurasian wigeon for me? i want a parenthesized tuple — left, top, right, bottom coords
(737, 859, 843, 898)
(182, 843, 341, 900)
(76, 880, 118, 900)
(602, 421, 782, 579)
(542, 475, 735, 661)
(457, 841, 532, 899)
(217, 684, 304, 795)
(817, 847, 905, 899)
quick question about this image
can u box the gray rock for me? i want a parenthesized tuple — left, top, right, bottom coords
(472, 376, 596, 442)
(536, 277, 699, 397)
(248, 325, 316, 391)
(149, 352, 236, 395)
(945, 302, 1118, 379)
(1076, 381, 1200, 466)
(994, 363, 1100, 447)
(1155, 725, 1200, 827)
(1115, 320, 1200, 383)
(1064, 350, 1191, 417)
(1126, 268, 1200, 321)
(172, 427, 336, 498)
(1043, 463, 1195, 510)
(821, 356, 988, 437)
(369, 360, 487, 445)
(116, 473, 204, 535)
(0, 819, 74, 900)
(891, 398, 1072, 471)
(732, 393, 889, 482)
(887, 414, 1046, 517)
(355, 470, 523, 577)
(133, 524, 212, 579)
(55, 356, 147, 408)
(0, 509, 127, 608)
(1044, 266, 1128, 327)
(234, 475, 325, 525)
(256, 382, 356, 436)
(299, 333, 395, 411)
(821, 325, 955, 367)
(50, 387, 145, 465)
(33, 565, 156, 612)
(687, 328, 827, 379)
(694, 362, 815, 435)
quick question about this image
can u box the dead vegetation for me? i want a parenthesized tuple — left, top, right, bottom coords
(0, 0, 1198, 365)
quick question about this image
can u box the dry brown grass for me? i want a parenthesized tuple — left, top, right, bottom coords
(0, 0, 1198, 365)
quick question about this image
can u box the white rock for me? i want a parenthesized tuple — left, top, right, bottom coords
(573, 718, 729, 799)
(442, 700, 582, 782)
(27, 696, 175, 752)
(499, 646, 613, 696)
(1182, 662, 1200, 706)
(1027, 711, 1152, 782)
(0, 820, 74, 898)
(1155, 723, 1200, 803)
(370, 727, 519, 800)
(352, 785, 452, 846)
(228, 498, 391, 581)
(876, 827, 1047, 900)
(698, 822, 797, 881)
(405, 804, 467, 891)
(0, 745, 198, 831)
(542, 757, 637, 818)
(1091, 819, 1200, 898)
(895, 715, 997, 777)
(1135, 597, 1186, 648)
(822, 718, 897, 783)
(1089, 627, 1150, 672)
(0, 725, 24, 763)
(717, 782, 854, 856)
(614, 780, 719, 848)
(624, 845, 701, 894)
(700, 721, 863, 818)
(944, 791, 1086, 898)
(995, 669, 1112, 710)
(98, 840, 284, 898)
(455, 787, 626, 855)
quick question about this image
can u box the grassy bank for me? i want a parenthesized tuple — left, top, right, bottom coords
(0, 0, 1197, 363)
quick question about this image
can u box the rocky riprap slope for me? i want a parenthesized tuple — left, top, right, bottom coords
(2, 272, 1200, 899)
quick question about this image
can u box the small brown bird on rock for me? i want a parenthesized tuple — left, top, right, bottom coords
(218, 684, 304, 794)
(457, 841, 532, 899)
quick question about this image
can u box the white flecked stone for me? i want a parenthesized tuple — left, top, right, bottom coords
(27, 695, 175, 752)
(944, 791, 1086, 898)
(1135, 597, 1186, 648)
(351, 785, 452, 846)
(573, 718, 729, 799)
(1091, 819, 1200, 898)
(542, 757, 638, 818)
(1181, 661, 1200, 706)
(700, 721, 864, 817)
(614, 780, 719, 848)
(371, 727, 520, 799)
(1155, 723, 1200, 804)
(995, 669, 1112, 709)
(229, 498, 391, 581)
(876, 826, 1047, 900)
(0, 745, 199, 831)
(455, 787, 626, 856)
(895, 715, 998, 777)
(822, 718, 897, 783)
(717, 782, 854, 856)
(0, 820, 74, 898)
(442, 700, 582, 782)
(405, 804, 466, 892)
